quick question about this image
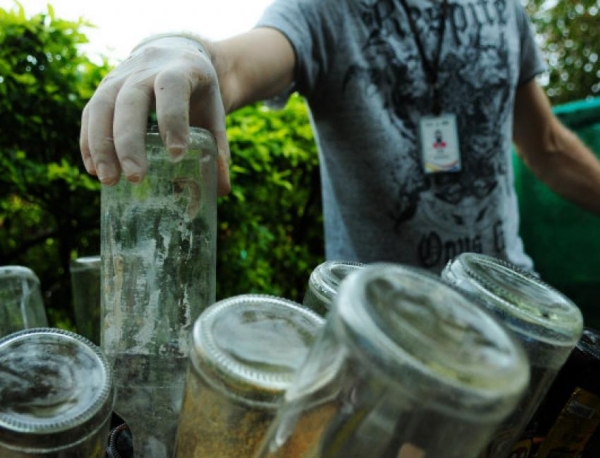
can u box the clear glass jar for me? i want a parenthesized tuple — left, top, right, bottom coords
(101, 127, 218, 457)
(442, 253, 583, 458)
(0, 266, 48, 338)
(174, 294, 325, 458)
(302, 260, 365, 316)
(256, 263, 530, 458)
(0, 328, 114, 457)
(69, 256, 101, 345)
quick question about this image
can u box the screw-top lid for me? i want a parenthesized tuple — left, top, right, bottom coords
(442, 253, 583, 347)
(0, 328, 114, 451)
(0, 266, 40, 285)
(191, 295, 325, 408)
(307, 260, 365, 308)
(335, 263, 530, 421)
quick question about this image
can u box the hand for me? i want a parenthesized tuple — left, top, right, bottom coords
(80, 36, 231, 196)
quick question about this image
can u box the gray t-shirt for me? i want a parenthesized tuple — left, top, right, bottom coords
(257, 0, 546, 272)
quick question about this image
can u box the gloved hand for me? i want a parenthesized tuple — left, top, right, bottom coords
(80, 35, 231, 196)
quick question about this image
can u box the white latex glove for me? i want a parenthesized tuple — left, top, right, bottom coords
(80, 35, 231, 196)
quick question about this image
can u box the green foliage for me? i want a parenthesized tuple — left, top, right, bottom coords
(526, 0, 600, 103)
(217, 96, 323, 302)
(0, 3, 111, 328)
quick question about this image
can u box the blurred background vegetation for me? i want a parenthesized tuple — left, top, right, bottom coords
(0, 1, 598, 331)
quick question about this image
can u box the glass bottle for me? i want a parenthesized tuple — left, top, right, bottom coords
(101, 127, 218, 457)
(0, 266, 48, 338)
(256, 263, 530, 458)
(70, 255, 101, 345)
(442, 253, 583, 458)
(302, 260, 365, 316)
(174, 294, 325, 458)
(0, 327, 114, 457)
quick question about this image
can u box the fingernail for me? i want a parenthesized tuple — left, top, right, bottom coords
(121, 159, 142, 183)
(168, 145, 186, 161)
(83, 157, 96, 174)
(166, 131, 186, 161)
(97, 162, 117, 184)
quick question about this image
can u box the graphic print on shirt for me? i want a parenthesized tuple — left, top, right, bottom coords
(343, 0, 516, 268)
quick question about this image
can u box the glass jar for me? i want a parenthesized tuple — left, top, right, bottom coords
(0, 266, 48, 338)
(101, 126, 218, 457)
(174, 294, 325, 458)
(70, 256, 101, 345)
(302, 260, 365, 316)
(0, 328, 114, 457)
(442, 253, 583, 458)
(524, 327, 600, 458)
(256, 263, 530, 458)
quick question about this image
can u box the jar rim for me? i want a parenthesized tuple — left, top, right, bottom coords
(444, 253, 583, 345)
(0, 266, 40, 284)
(69, 255, 101, 270)
(308, 260, 365, 304)
(145, 126, 217, 161)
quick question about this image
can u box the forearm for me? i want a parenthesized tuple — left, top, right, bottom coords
(207, 28, 296, 114)
(516, 119, 600, 216)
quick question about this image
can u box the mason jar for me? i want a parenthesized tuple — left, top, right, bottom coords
(0, 266, 48, 338)
(174, 294, 325, 458)
(69, 255, 101, 345)
(302, 260, 365, 316)
(101, 126, 218, 457)
(442, 252, 583, 458)
(256, 263, 530, 458)
(0, 328, 114, 457)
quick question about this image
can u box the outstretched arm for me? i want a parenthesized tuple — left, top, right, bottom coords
(513, 80, 600, 216)
(80, 28, 295, 195)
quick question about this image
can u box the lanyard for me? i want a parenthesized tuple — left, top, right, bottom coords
(398, 0, 449, 115)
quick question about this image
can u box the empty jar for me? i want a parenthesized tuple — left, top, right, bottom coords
(101, 126, 218, 457)
(256, 263, 530, 458)
(0, 328, 114, 457)
(174, 294, 325, 458)
(0, 266, 48, 338)
(70, 256, 101, 345)
(302, 260, 365, 316)
(442, 253, 583, 458)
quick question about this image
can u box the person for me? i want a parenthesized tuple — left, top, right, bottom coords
(80, 0, 600, 273)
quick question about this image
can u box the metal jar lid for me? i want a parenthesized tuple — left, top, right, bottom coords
(0, 328, 114, 452)
(443, 253, 583, 347)
(334, 263, 530, 422)
(190, 294, 325, 408)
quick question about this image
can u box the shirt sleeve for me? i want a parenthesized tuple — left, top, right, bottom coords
(255, 0, 340, 102)
(513, 0, 547, 86)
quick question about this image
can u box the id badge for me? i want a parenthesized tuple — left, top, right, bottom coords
(419, 114, 461, 174)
